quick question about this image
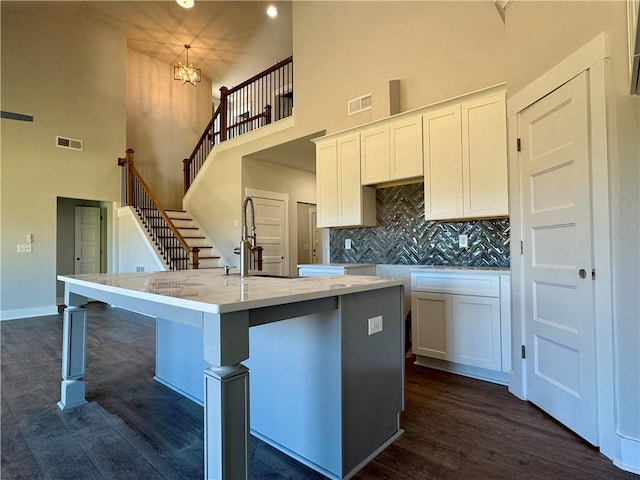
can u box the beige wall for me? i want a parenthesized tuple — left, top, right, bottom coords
(292, 1, 507, 135)
(505, 0, 640, 445)
(0, 3, 127, 318)
(127, 49, 213, 209)
(183, 120, 301, 271)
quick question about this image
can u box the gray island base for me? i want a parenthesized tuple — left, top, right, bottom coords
(57, 270, 405, 480)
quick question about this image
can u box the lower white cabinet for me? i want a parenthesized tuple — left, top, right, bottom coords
(451, 294, 501, 371)
(410, 269, 510, 384)
(412, 292, 452, 360)
(297, 263, 376, 277)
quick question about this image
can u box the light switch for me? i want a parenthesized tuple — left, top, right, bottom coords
(345, 239, 353, 250)
(368, 316, 383, 335)
(459, 234, 468, 248)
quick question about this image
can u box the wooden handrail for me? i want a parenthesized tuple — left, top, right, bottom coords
(225, 56, 292, 95)
(182, 56, 293, 194)
(119, 149, 200, 269)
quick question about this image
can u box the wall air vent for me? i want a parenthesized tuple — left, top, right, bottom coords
(56, 135, 83, 152)
(348, 93, 372, 116)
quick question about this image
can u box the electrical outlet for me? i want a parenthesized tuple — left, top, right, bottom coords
(17, 244, 32, 253)
(367, 315, 383, 335)
(458, 234, 468, 248)
(345, 239, 353, 250)
(136, 265, 145, 272)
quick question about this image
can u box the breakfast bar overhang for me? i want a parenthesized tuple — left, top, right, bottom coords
(56, 271, 405, 480)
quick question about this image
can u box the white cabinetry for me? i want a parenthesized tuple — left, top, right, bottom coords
(315, 134, 376, 228)
(423, 91, 508, 220)
(360, 116, 423, 185)
(314, 85, 506, 227)
(411, 269, 510, 384)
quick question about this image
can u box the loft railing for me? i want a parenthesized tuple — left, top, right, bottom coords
(183, 56, 293, 193)
(119, 148, 200, 270)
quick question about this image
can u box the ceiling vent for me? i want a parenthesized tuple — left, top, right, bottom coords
(348, 93, 372, 116)
(56, 135, 83, 152)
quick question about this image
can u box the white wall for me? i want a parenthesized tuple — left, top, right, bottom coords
(0, 3, 126, 319)
(184, 119, 301, 271)
(292, 1, 507, 135)
(127, 49, 213, 209)
(117, 207, 167, 273)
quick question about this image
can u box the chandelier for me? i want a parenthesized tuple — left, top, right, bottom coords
(174, 45, 201, 86)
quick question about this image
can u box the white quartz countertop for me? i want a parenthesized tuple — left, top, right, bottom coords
(58, 270, 404, 314)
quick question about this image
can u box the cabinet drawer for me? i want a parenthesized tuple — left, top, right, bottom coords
(411, 272, 499, 297)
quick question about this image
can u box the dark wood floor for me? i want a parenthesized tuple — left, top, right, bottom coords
(1, 303, 636, 480)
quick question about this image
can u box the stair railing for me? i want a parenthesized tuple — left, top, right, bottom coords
(183, 56, 293, 193)
(119, 148, 200, 270)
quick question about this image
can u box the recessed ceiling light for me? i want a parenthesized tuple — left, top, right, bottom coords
(266, 5, 278, 18)
(176, 0, 194, 9)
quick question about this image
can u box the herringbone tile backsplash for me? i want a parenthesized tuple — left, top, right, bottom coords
(330, 183, 510, 267)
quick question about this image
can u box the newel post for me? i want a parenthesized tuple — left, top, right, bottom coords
(219, 86, 229, 142)
(183, 158, 191, 195)
(117, 148, 135, 206)
(192, 247, 200, 270)
(264, 104, 272, 125)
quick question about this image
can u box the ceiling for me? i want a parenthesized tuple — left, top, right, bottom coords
(83, 0, 316, 171)
(81, 0, 293, 95)
(5, 0, 313, 171)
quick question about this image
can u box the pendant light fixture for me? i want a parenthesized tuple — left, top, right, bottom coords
(174, 44, 201, 87)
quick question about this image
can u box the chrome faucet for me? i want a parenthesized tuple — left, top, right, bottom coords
(236, 196, 263, 277)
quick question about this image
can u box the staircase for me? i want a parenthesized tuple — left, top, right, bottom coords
(119, 58, 294, 271)
(165, 209, 221, 269)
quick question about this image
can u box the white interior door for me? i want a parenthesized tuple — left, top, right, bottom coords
(246, 189, 288, 276)
(518, 71, 597, 444)
(74, 206, 101, 274)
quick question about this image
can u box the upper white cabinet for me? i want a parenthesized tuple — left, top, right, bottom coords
(422, 105, 464, 219)
(314, 86, 507, 227)
(423, 91, 508, 220)
(315, 134, 376, 228)
(361, 116, 423, 185)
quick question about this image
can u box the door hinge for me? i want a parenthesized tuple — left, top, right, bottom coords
(520, 241, 523, 254)
(592, 268, 596, 280)
(517, 138, 521, 152)
(521, 345, 526, 359)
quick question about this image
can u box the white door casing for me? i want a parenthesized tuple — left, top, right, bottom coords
(518, 71, 598, 445)
(74, 206, 101, 274)
(309, 206, 321, 264)
(246, 189, 289, 276)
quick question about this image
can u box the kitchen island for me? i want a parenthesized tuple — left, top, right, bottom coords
(57, 270, 405, 480)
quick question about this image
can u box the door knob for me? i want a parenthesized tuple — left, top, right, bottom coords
(578, 268, 587, 279)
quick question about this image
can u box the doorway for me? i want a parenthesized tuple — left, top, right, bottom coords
(508, 33, 613, 455)
(297, 202, 321, 265)
(517, 71, 597, 444)
(56, 197, 108, 304)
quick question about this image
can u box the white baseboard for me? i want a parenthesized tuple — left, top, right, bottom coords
(0, 305, 59, 321)
(615, 434, 640, 474)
